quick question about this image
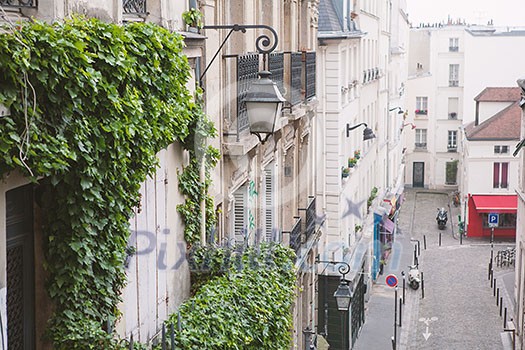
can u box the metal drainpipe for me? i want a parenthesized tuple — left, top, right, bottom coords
(200, 154, 206, 244)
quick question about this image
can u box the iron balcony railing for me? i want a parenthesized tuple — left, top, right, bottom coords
(289, 52, 303, 106)
(287, 217, 302, 256)
(123, 0, 147, 14)
(230, 51, 316, 139)
(269, 52, 285, 96)
(236, 53, 260, 135)
(304, 196, 316, 242)
(304, 52, 316, 100)
(1, 0, 36, 8)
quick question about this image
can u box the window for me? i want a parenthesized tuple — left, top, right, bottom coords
(415, 129, 427, 148)
(233, 185, 248, 243)
(415, 97, 428, 115)
(264, 166, 279, 242)
(482, 213, 516, 228)
(449, 64, 459, 87)
(493, 162, 509, 188)
(446, 161, 458, 185)
(448, 131, 457, 151)
(448, 97, 458, 119)
(449, 38, 459, 52)
(494, 145, 509, 154)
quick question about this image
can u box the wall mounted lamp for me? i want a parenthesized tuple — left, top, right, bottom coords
(200, 24, 284, 143)
(346, 122, 376, 140)
(389, 107, 405, 114)
(316, 259, 353, 311)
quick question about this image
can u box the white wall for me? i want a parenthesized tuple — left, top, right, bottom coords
(463, 31, 525, 123)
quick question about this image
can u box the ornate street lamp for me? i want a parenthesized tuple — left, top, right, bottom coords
(200, 24, 283, 143)
(334, 278, 353, 311)
(245, 71, 286, 143)
(346, 122, 376, 140)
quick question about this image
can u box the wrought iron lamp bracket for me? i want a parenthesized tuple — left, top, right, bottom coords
(199, 24, 279, 83)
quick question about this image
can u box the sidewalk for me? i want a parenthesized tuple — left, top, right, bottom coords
(353, 191, 416, 350)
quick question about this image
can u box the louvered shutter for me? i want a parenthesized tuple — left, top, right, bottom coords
(233, 187, 247, 244)
(264, 168, 275, 241)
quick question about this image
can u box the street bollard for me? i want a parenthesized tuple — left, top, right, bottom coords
(394, 287, 398, 346)
(494, 279, 497, 297)
(439, 232, 441, 246)
(417, 240, 420, 256)
(488, 261, 492, 281)
(497, 288, 500, 306)
(460, 229, 462, 245)
(504, 308, 507, 328)
(413, 246, 417, 265)
(399, 297, 402, 327)
(391, 336, 396, 350)
(402, 271, 406, 304)
(421, 272, 425, 299)
(500, 297, 503, 316)
(423, 235, 427, 250)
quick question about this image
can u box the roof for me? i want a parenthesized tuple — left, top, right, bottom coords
(471, 195, 517, 213)
(465, 101, 521, 140)
(318, 0, 343, 33)
(474, 87, 521, 102)
(318, 0, 366, 39)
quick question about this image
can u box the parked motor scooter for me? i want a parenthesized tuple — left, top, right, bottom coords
(408, 264, 421, 290)
(436, 207, 448, 230)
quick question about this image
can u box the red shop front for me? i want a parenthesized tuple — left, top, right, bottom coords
(467, 194, 517, 238)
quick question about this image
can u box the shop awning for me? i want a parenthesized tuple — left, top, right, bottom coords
(382, 217, 395, 233)
(471, 195, 517, 213)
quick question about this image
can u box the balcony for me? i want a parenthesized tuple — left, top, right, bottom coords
(304, 196, 316, 242)
(415, 143, 427, 150)
(448, 112, 457, 119)
(1, 0, 36, 7)
(447, 145, 457, 152)
(449, 80, 459, 87)
(287, 217, 302, 257)
(415, 109, 428, 116)
(449, 46, 459, 52)
(123, 0, 147, 14)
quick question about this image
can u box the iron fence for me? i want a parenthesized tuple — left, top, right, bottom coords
(268, 52, 284, 96)
(123, 0, 147, 14)
(0, 0, 36, 8)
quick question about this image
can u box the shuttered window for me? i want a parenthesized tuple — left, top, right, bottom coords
(233, 185, 247, 244)
(264, 167, 276, 242)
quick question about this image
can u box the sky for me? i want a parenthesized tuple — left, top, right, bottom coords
(405, 0, 525, 27)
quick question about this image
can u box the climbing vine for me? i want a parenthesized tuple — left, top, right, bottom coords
(0, 17, 216, 348)
(167, 243, 296, 349)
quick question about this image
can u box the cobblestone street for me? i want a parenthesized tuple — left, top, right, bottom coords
(400, 190, 514, 350)
(356, 189, 515, 350)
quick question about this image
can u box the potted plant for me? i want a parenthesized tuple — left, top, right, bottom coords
(354, 150, 361, 159)
(342, 167, 350, 178)
(348, 157, 357, 168)
(182, 8, 203, 33)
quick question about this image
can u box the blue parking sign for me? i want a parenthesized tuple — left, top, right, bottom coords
(488, 213, 499, 227)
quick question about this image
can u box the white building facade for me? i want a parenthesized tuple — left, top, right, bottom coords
(404, 24, 525, 190)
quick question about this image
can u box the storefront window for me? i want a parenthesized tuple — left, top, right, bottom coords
(481, 213, 516, 228)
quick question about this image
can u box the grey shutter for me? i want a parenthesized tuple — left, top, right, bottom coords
(264, 168, 275, 241)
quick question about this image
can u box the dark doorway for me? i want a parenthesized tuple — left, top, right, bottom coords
(413, 162, 425, 188)
(6, 184, 35, 349)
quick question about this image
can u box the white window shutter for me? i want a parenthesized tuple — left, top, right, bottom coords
(264, 168, 275, 241)
(233, 187, 247, 244)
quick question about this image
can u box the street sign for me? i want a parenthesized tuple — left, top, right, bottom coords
(386, 274, 398, 288)
(488, 213, 499, 228)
